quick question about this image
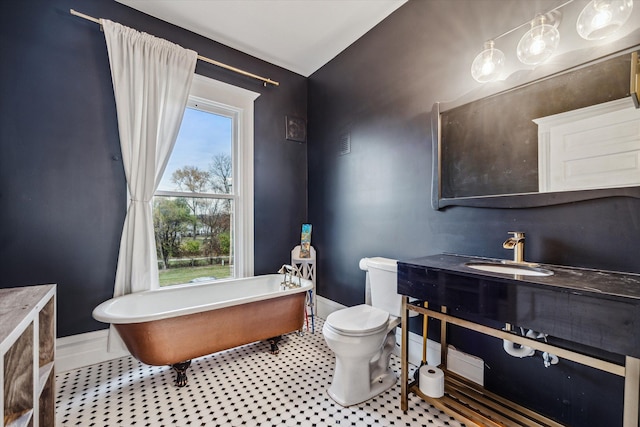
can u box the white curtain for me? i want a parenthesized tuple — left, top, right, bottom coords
(102, 19, 198, 351)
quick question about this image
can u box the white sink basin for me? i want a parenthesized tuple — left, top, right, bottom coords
(464, 262, 554, 277)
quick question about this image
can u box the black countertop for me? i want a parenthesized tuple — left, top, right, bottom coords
(399, 253, 640, 301)
(397, 253, 640, 357)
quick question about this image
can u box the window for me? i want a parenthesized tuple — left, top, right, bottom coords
(154, 75, 259, 286)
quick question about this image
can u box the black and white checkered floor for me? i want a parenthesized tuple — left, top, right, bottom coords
(55, 318, 464, 427)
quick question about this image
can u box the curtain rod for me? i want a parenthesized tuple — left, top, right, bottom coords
(69, 9, 280, 87)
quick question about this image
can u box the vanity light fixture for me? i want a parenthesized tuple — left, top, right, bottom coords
(517, 14, 561, 65)
(576, 0, 634, 40)
(470, 0, 635, 83)
(471, 40, 506, 83)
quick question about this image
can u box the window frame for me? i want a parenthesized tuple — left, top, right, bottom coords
(155, 74, 259, 279)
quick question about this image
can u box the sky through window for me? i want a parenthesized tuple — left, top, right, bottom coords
(158, 107, 232, 192)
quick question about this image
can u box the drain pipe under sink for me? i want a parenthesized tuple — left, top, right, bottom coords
(502, 328, 539, 358)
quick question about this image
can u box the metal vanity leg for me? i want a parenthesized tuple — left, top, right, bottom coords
(401, 296, 409, 411)
(623, 356, 640, 427)
(440, 306, 448, 369)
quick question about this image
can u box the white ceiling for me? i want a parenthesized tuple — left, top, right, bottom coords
(115, 0, 407, 77)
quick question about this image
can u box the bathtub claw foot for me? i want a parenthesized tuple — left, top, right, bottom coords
(171, 360, 191, 387)
(268, 336, 282, 354)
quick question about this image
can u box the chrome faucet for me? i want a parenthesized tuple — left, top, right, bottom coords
(278, 264, 301, 288)
(503, 231, 526, 263)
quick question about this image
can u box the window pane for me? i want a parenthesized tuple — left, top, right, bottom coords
(158, 107, 233, 194)
(154, 195, 233, 287)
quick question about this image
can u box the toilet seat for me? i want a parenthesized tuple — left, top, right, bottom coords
(325, 304, 389, 337)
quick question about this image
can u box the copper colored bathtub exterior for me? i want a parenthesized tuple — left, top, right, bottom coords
(114, 292, 305, 366)
(92, 274, 312, 367)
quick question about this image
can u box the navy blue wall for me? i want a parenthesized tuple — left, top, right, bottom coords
(0, 0, 307, 337)
(2, 0, 639, 424)
(308, 1, 639, 425)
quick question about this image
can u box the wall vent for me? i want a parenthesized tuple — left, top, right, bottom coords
(338, 133, 351, 156)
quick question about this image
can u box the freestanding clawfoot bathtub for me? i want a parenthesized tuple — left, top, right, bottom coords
(93, 274, 312, 386)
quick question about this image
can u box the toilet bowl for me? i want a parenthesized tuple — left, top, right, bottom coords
(322, 257, 402, 406)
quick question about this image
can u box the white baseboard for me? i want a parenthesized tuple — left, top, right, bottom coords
(398, 329, 442, 367)
(448, 346, 484, 386)
(316, 295, 346, 319)
(56, 329, 129, 372)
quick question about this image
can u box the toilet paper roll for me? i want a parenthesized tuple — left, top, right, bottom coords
(418, 365, 444, 398)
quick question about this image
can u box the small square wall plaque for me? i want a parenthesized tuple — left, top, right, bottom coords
(285, 115, 307, 142)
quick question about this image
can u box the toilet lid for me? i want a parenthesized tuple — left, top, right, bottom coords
(325, 304, 389, 335)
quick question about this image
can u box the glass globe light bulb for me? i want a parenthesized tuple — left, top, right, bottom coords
(481, 60, 495, 76)
(592, 8, 613, 28)
(517, 14, 560, 65)
(471, 40, 505, 83)
(529, 37, 546, 56)
(577, 0, 633, 40)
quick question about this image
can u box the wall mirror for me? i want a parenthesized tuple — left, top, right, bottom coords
(432, 48, 640, 209)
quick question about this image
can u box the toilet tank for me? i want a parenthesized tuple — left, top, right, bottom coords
(361, 257, 402, 317)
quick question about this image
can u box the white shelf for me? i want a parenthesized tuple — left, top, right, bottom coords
(291, 245, 316, 333)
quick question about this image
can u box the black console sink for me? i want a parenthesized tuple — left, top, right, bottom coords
(397, 254, 640, 358)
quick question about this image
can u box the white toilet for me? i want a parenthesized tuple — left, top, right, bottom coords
(322, 256, 402, 406)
